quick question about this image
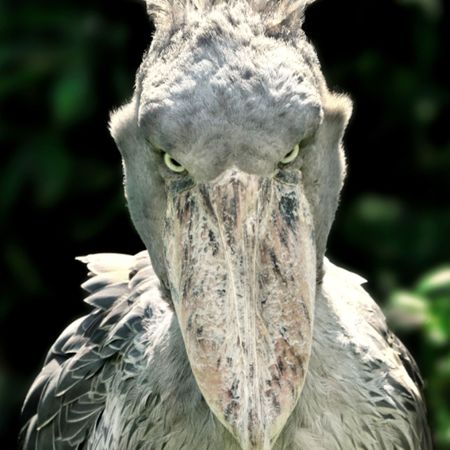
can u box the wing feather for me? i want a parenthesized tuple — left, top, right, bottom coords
(323, 259, 433, 450)
(20, 251, 157, 450)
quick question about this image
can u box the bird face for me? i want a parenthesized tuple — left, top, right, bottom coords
(110, 2, 351, 449)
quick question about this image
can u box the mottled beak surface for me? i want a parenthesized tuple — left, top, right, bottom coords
(164, 169, 316, 450)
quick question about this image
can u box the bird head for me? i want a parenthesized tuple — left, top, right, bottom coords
(110, 1, 351, 449)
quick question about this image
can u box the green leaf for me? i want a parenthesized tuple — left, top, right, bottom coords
(385, 290, 429, 330)
(417, 267, 450, 297)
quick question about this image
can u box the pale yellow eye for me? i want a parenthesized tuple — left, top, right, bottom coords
(164, 153, 186, 173)
(280, 144, 300, 165)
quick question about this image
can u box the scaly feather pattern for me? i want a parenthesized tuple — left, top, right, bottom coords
(20, 254, 432, 449)
(20, 252, 158, 450)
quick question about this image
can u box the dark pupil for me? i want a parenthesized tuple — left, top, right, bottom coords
(170, 157, 182, 167)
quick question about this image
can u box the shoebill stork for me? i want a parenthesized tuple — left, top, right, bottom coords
(20, 1, 431, 449)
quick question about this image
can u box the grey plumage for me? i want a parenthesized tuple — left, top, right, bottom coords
(21, 1, 432, 449)
(21, 253, 431, 449)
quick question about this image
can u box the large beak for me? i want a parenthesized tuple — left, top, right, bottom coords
(164, 169, 316, 450)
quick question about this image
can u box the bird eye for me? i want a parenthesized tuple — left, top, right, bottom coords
(280, 144, 300, 165)
(164, 153, 186, 173)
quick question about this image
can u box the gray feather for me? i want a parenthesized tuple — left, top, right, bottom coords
(20, 254, 432, 450)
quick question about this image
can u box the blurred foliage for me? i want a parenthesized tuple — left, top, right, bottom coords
(0, 0, 449, 448)
(386, 268, 450, 446)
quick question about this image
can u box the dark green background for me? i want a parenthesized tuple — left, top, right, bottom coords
(1, 0, 449, 448)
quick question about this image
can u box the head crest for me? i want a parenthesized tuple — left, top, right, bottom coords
(144, 0, 316, 31)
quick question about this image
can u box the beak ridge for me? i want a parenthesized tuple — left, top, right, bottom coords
(164, 169, 316, 450)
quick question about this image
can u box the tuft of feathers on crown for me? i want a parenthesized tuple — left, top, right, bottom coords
(144, 0, 316, 30)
